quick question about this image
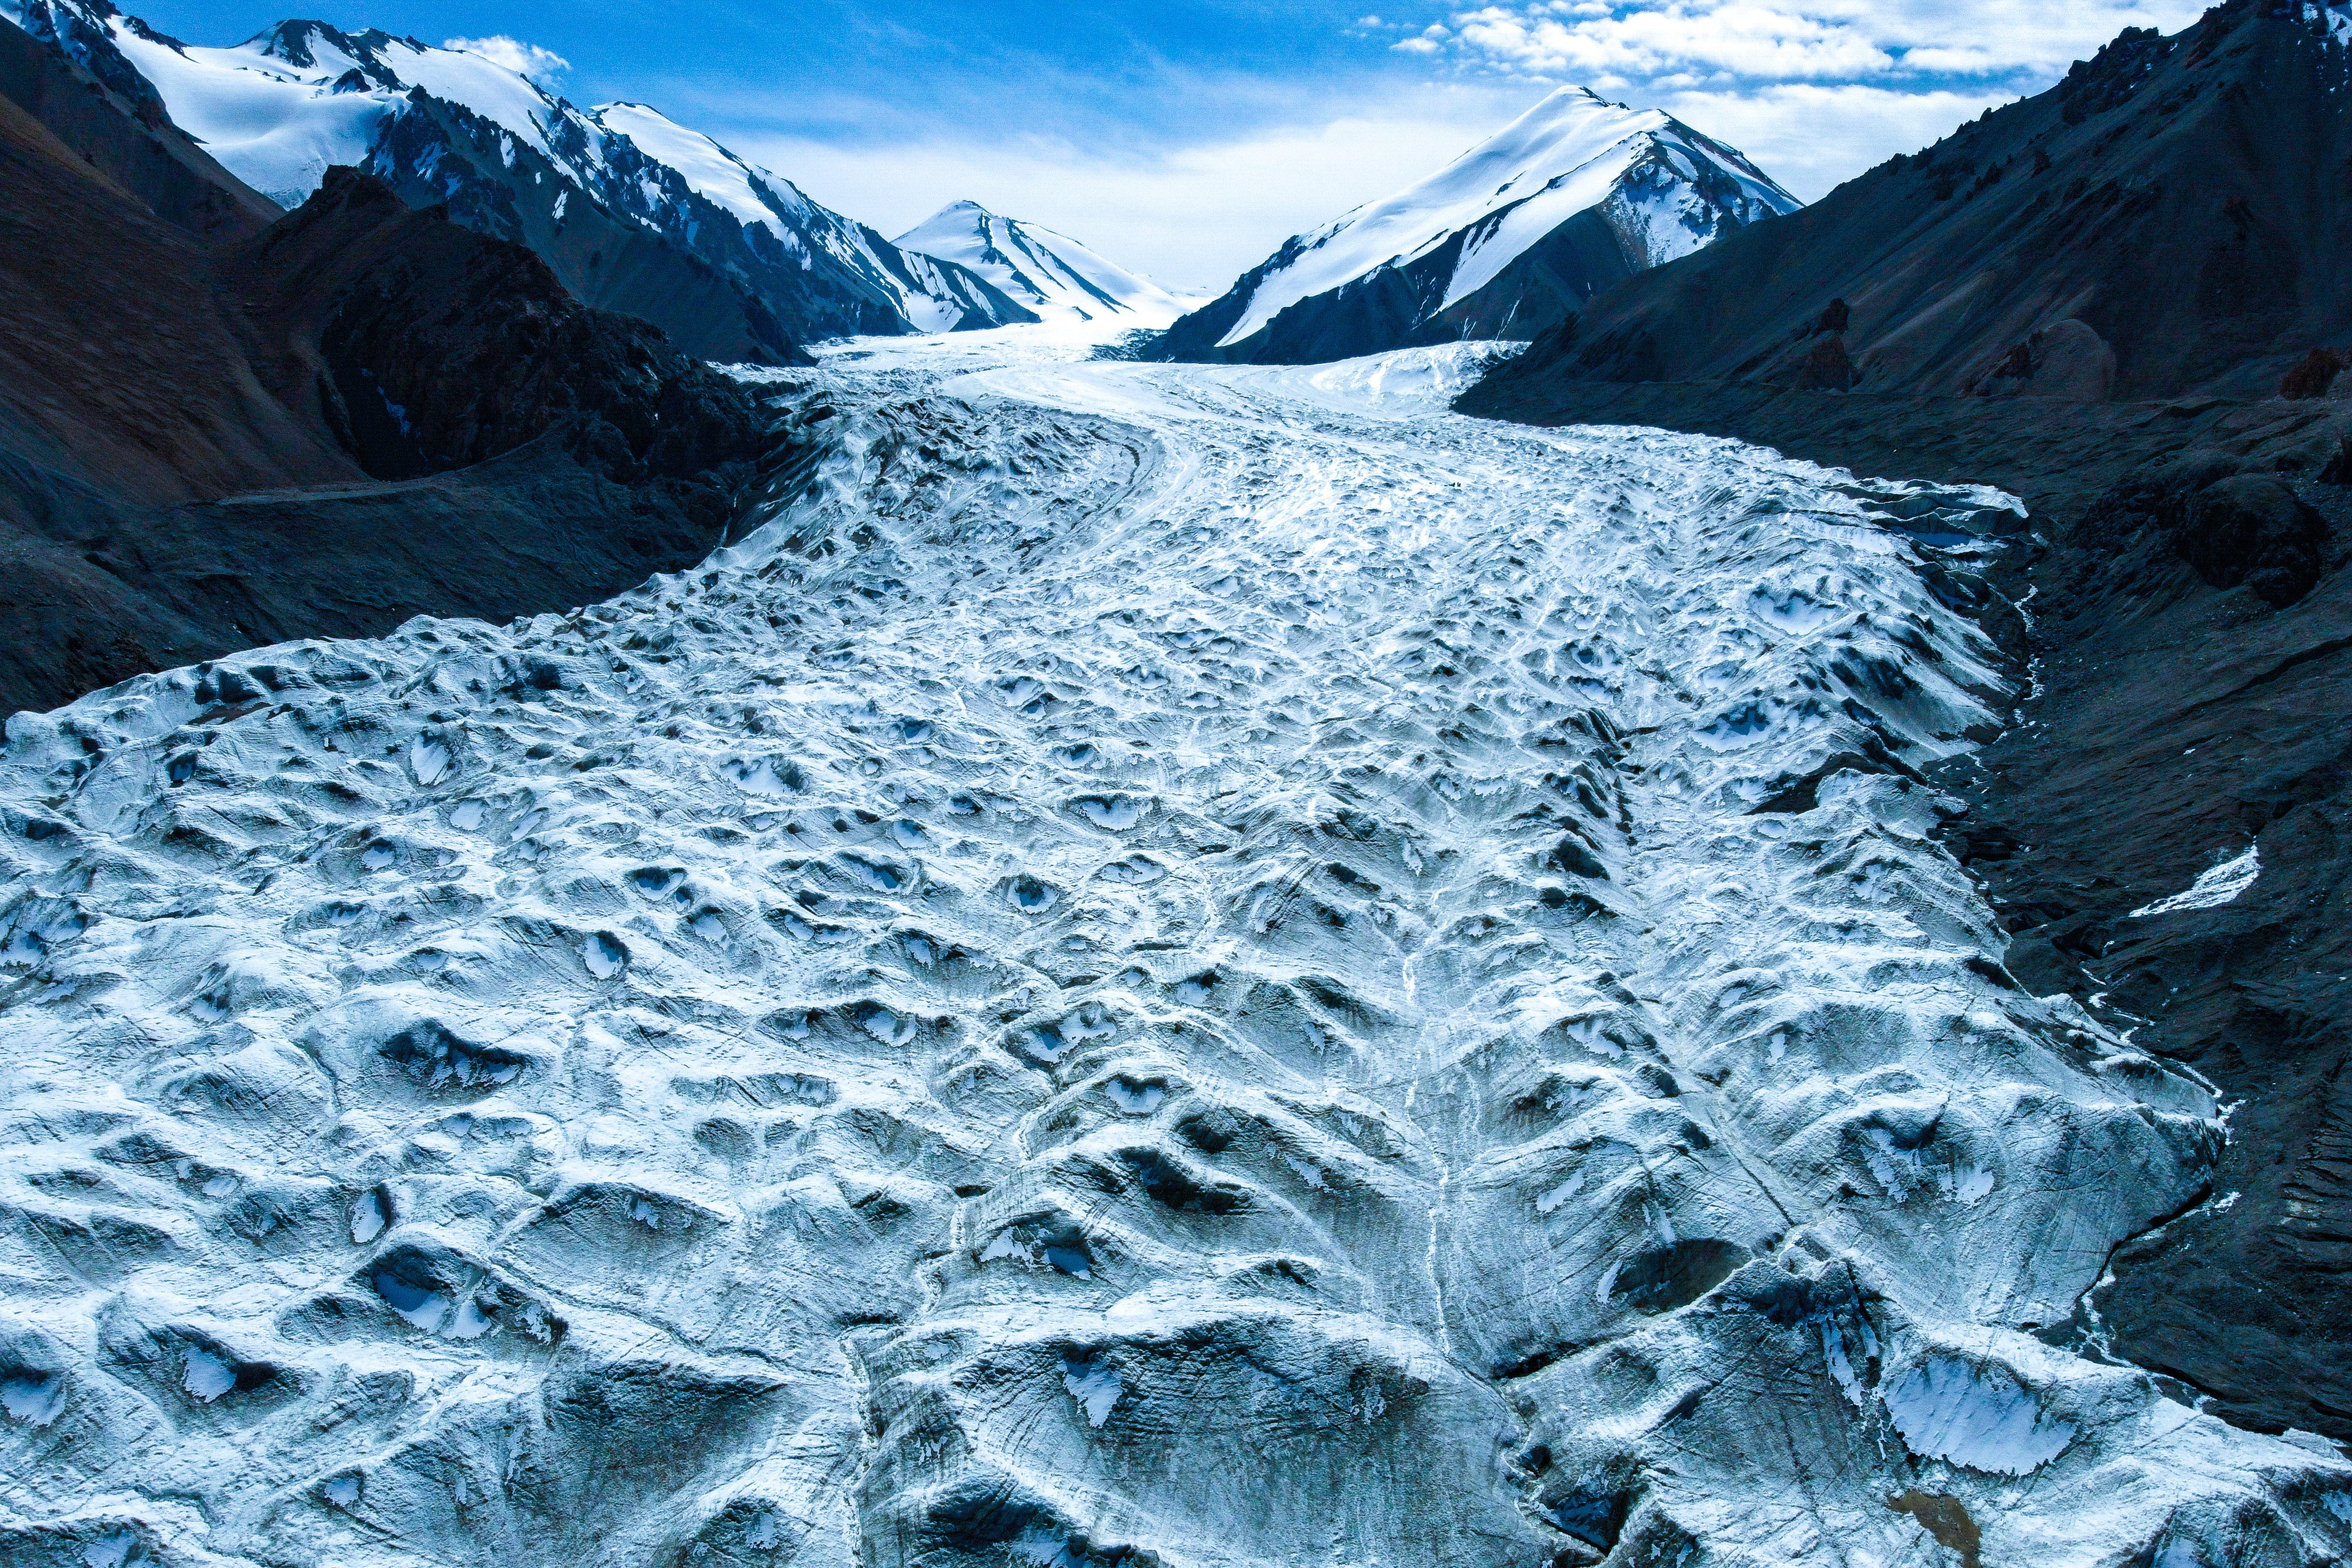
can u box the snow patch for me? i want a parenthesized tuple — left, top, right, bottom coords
(83, 1532, 137, 1568)
(1, 1370, 65, 1425)
(409, 736, 451, 785)
(1061, 1351, 1124, 1427)
(182, 1347, 236, 1403)
(2130, 845, 2259, 917)
(1882, 1356, 2076, 1475)
(1105, 1077, 1164, 1115)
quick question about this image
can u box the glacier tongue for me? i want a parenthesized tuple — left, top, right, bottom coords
(1, 337, 2347, 1567)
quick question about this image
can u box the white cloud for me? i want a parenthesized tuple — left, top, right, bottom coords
(443, 35, 571, 82)
(1419, 0, 2207, 84)
(1448, 3, 1890, 82)
(727, 95, 1530, 294)
(1654, 82, 2007, 199)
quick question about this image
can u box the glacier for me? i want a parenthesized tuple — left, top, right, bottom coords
(2, 330, 2348, 1568)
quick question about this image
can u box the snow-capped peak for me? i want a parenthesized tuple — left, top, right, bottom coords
(592, 100, 814, 236)
(1211, 85, 1798, 350)
(32, 9, 574, 203)
(895, 200, 1184, 326)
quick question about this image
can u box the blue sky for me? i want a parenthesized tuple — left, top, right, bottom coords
(126, 0, 2208, 289)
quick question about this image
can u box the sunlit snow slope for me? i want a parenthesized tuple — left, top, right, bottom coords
(1160, 86, 1799, 365)
(2, 335, 2347, 1568)
(895, 202, 1186, 327)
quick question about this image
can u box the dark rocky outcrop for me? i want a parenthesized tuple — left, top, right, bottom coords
(2073, 448, 2330, 606)
(0, 22, 783, 718)
(1471, 0, 2352, 404)
(2176, 473, 2328, 605)
(235, 167, 765, 504)
(2280, 347, 2347, 400)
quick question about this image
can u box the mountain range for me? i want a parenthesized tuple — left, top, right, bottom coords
(1, 0, 1040, 360)
(0, 3, 1804, 378)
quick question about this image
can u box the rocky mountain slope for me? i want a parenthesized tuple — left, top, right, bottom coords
(1959, 432, 2352, 1440)
(0, 0, 272, 240)
(894, 200, 1185, 326)
(1156, 87, 1796, 366)
(1, 11, 781, 716)
(233, 166, 769, 491)
(1469, 0, 2352, 402)
(2, 1, 1037, 357)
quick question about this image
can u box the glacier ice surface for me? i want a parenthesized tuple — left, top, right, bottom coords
(0, 326, 2347, 1566)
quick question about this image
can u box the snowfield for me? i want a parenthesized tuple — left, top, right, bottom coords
(2, 334, 2347, 1568)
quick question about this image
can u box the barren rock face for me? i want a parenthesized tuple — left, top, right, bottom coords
(2, 340, 2347, 1567)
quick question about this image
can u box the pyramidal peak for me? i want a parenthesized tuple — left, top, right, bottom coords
(1157, 82, 1798, 364)
(894, 199, 1185, 327)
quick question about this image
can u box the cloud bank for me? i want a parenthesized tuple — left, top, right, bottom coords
(1388, 1, 2206, 90)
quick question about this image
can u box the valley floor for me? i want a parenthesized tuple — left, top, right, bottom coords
(3, 333, 2348, 1567)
